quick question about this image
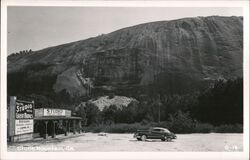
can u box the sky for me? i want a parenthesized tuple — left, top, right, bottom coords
(7, 7, 242, 55)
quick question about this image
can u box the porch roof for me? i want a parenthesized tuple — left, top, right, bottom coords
(34, 116, 81, 121)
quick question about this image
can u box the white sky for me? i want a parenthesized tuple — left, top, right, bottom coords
(7, 7, 242, 55)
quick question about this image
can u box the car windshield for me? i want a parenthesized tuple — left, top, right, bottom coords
(163, 128, 170, 133)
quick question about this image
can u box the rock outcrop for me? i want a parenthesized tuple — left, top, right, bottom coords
(7, 16, 243, 97)
(88, 96, 138, 111)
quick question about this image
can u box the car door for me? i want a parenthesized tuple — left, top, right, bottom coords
(145, 129, 154, 138)
(151, 129, 162, 139)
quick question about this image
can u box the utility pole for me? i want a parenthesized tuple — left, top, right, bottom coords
(158, 103, 161, 123)
(157, 94, 161, 123)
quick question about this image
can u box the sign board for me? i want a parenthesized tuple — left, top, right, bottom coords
(34, 108, 71, 117)
(15, 119, 33, 135)
(15, 100, 34, 119)
(43, 108, 66, 116)
(65, 110, 71, 117)
(8, 97, 35, 141)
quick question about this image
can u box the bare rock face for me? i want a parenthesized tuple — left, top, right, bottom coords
(88, 96, 138, 111)
(7, 16, 243, 97)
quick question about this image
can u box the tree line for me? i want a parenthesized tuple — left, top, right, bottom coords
(75, 77, 243, 128)
(9, 49, 33, 57)
(8, 65, 243, 132)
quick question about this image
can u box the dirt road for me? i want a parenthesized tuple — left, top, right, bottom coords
(8, 133, 243, 152)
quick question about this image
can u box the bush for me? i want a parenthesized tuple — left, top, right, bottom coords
(154, 121, 171, 129)
(84, 123, 155, 133)
(168, 110, 195, 133)
(108, 93, 115, 99)
(107, 123, 150, 133)
(106, 124, 136, 133)
(194, 123, 214, 133)
(84, 124, 107, 133)
(214, 124, 243, 133)
(83, 122, 243, 134)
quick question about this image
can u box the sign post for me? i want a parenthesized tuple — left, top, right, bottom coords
(8, 96, 16, 142)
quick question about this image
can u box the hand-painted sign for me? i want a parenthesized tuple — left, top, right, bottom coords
(15, 119, 33, 135)
(34, 108, 71, 117)
(15, 100, 34, 119)
(44, 108, 66, 116)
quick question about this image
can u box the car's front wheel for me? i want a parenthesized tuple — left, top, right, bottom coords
(166, 137, 172, 142)
(161, 136, 167, 141)
(141, 135, 147, 141)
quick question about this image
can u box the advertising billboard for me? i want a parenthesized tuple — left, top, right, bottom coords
(14, 100, 34, 135)
(15, 100, 34, 119)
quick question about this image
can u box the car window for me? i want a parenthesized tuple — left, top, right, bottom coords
(152, 129, 161, 132)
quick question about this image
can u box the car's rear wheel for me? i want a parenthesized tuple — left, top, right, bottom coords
(141, 135, 147, 141)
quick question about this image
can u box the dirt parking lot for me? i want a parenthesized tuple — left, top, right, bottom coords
(8, 133, 243, 152)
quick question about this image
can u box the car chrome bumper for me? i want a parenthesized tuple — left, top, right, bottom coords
(133, 134, 140, 138)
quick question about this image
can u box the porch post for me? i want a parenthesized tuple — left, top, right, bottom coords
(78, 120, 82, 133)
(68, 120, 71, 133)
(73, 120, 76, 134)
(52, 121, 56, 138)
(65, 120, 68, 136)
(44, 121, 48, 139)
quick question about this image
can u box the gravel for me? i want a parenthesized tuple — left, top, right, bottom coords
(8, 133, 243, 152)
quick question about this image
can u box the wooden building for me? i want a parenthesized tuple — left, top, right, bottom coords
(34, 108, 82, 139)
(8, 97, 82, 142)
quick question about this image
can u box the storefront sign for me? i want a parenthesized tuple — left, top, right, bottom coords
(44, 108, 66, 116)
(15, 100, 34, 119)
(15, 119, 33, 135)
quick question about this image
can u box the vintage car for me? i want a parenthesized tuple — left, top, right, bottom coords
(133, 127, 177, 141)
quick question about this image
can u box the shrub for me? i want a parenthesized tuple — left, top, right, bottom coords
(83, 122, 243, 134)
(106, 123, 149, 133)
(84, 124, 108, 133)
(168, 110, 195, 133)
(194, 123, 214, 133)
(214, 124, 243, 133)
(84, 123, 151, 133)
(154, 121, 171, 129)
(108, 93, 115, 99)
